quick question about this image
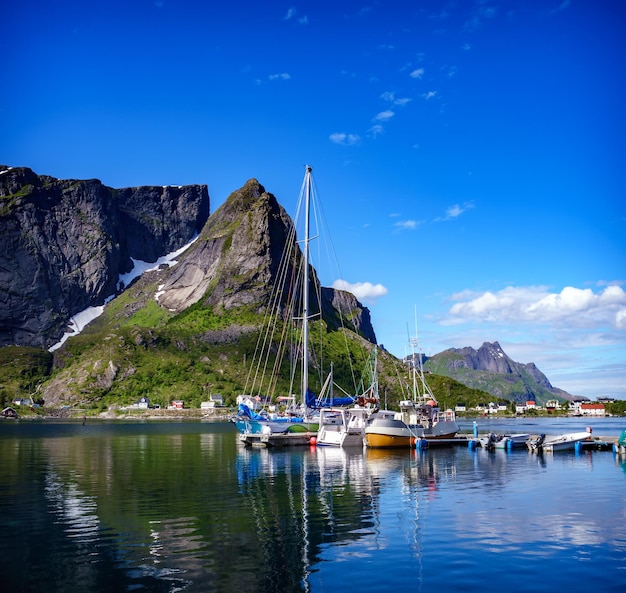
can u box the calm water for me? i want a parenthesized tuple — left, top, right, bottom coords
(1, 417, 625, 593)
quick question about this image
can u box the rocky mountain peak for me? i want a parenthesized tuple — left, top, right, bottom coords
(0, 166, 209, 348)
(424, 340, 568, 404)
(156, 178, 377, 342)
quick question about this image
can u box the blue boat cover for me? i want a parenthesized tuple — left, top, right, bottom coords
(237, 403, 266, 420)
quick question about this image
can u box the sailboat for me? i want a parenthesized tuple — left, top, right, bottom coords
(395, 315, 459, 441)
(234, 166, 367, 447)
(316, 348, 380, 447)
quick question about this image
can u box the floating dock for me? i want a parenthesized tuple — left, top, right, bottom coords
(239, 430, 626, 453)
(239, 431, 314, 448)
(416, 436, 472, 448)
(464, 434, 620, 453)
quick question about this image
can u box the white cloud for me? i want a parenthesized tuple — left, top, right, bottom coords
(435, 201, 474, 221)
(329, 132, 361, 145)
(269, 73, 290, 81)
(394, 219, 419, 230)
(381, 91, 412, 106)
(425, 283, 626, 399)
(373, 110, 394, 122)
(410, 68, 425, 79)
(284, 7, 296, 20)
(422, 90, 437, 100)
(369, 124, 384, 138)
(445, 285, 626, 330)
(332, 279, 388, 305)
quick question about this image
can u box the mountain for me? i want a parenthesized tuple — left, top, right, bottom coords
(422, 341, 579, 405)
(0, 167, 385, 409)
(138, 176, 377, 341)
(0, 165, 209, 349)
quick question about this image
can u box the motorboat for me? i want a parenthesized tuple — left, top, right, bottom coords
(527, 429, 593, 453)
(315, 407, 368, 447)
(396, 399, 459, 440)
(479, 432, 530, 450)
(364, 409, 416, 449)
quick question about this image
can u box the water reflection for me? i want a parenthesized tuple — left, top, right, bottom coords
(1, 421, 625, 593)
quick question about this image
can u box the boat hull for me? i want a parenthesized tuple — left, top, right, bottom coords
(316, 408, 366, 447)
(365, 432, 415, 448)
(233, 418, 318, 435)
(407, 419, 459, 440)
(527, 431, 592, 453)
(317, 430, 364, 447)
(480, 433, 530, 450)
(364, 411, 416, 449)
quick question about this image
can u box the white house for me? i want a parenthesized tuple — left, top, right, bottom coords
(236, 395, 261, 410)
(13, 397, 33, 406)
(201, 396, 224, 409)
(579, 402, 605, 417)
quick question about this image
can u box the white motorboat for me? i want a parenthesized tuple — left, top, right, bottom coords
(479, 433, 530, 450)
(315, 407, 368, 448)
(527, 429, 593, 453)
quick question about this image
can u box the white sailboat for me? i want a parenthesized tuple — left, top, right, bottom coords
(234, 166, 369, 447)
(236, 166, 319, 446)
(395, 314, 459, 441)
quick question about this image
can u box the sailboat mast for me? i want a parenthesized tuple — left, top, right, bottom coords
(302, 165, 312, 406)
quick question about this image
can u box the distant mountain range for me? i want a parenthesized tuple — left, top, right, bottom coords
(422, 341, 581, 405)
(0, 166, 576, 408)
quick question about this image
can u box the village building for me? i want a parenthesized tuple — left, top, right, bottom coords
(579, 402, 606, 417)
(201, 395, 224, 409)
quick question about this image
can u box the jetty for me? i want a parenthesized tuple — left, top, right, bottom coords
(239, 431, 314, 448)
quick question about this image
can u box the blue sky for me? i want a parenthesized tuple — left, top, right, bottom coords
(2, 0, 624, 400)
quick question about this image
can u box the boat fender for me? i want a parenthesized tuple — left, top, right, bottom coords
(309, 435, 317, 446)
